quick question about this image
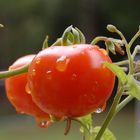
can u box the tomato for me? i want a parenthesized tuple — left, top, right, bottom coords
(5, 55, 50, 127)
(28, 44, 115, 118)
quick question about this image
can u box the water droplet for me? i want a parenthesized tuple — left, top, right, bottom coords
(25, 84, 31, 94)
(36, 120, 51, 128)
(71, 73, 77, 80)
(94, 108, 103, 113)
(46, 70, 52, 80)
(88, 46, 94, 50)
(35, 58, 41, 64)
(56, 56, 69, 72)
(94, 103, 106, 114)
(19, 111, 25, 114)
(101, 103, 106, 111)
(31, 69, 36, 76)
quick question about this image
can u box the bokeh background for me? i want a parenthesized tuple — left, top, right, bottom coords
(0, 0, 140, 140)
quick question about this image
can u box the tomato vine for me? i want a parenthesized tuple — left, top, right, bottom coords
(1, 24, 140, 140)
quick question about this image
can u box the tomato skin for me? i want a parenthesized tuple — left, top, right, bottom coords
(28, 44, 115, 118)
(5, 55, 50, 121)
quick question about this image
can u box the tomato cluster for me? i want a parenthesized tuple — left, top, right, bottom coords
(5, 43, 115, 124)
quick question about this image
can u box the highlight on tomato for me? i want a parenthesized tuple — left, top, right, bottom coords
(27, 44, 115, 118)
(5, 55, 51, 128)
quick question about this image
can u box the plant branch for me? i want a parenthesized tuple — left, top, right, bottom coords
(91, 36, 108, 45)
(95, 85, 124, 140)
(128, 30, 140, 49)
(133, 72, 140, 77)
(0, 64, 29, 79)
(71, 118, 90, 134)
(116, 95, 134, 114)
(132, 45, 140, 59)
(114, 60, 129, 66)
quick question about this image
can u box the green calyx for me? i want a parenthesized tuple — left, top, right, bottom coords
(51, 25, 86, 46)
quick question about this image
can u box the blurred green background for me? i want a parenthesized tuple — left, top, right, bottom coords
(0, 0, 140, 139)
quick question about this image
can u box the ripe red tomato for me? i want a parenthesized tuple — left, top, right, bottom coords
(5, 55, 50, 127)
(28, 44, 115, 118)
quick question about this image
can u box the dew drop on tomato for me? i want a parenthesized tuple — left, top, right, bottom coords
(88, 46, 94, 50)
(46, 70, 52, 80)
(94, 103, 106, 113)
(31, 69, 36, 76)
(19, 111, 25, 114)
(35, 57, 41, 64)
(36, 120, 51, 128)
(25, 84, 31, 94)
(94, 108, 103, 113)
(56, 56, 69, 72)
(71, 73, 77, 80)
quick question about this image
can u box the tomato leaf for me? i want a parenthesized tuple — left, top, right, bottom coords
(104, 62, 127, 85)
(62, 25, 73, 45)
(67, 32, 74, 43)
(72, 28, 80, 44)
(93, 126, 116, 140)
(75, 27, 86, 44)
(127, 75, 140, 100)
(105, 40, 116, 55)
(42, 36, 49, 49)
(78, 114, 93, 133)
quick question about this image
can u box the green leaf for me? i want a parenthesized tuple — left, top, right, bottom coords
(93, 126, 116, 140)
(105, 40, 116, 55)
(127, 75, 140, 100)
(62, 25, 73, 45)
(51, 38, 62, 46)
(72, 28, 80, 44)
(78, 114, 92, 126)
(104, 62, 127, 85)
(67, 32, 74, 43)
(42, 36, 49, 49)
(75, 27, 86, 44)
(109, 38, 124, 46)
(78, 114, 93, 133)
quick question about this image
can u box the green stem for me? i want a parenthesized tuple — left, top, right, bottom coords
(95, 86, 124, 140)
(72, 117, 95, 140)
(133, 72, 140, 77)
(116, 95, 134, 114)
(42, 36, 49, 49)
(126, 47, 134, 74)
(132, 45, 140, 59)
(94, 25, 137, 140)
(114, 60, 129, 66)
(0, 64, 29, 79)
(71, 118, 90, 134)
(91, 36, 108, 45)
(128, 30, 140, 49)
(84, 133, 94, 140)
(111, 26, 134, 74)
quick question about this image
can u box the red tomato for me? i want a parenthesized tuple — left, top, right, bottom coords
(5, 55, 50, 127)
(28, 44, 115, 118)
